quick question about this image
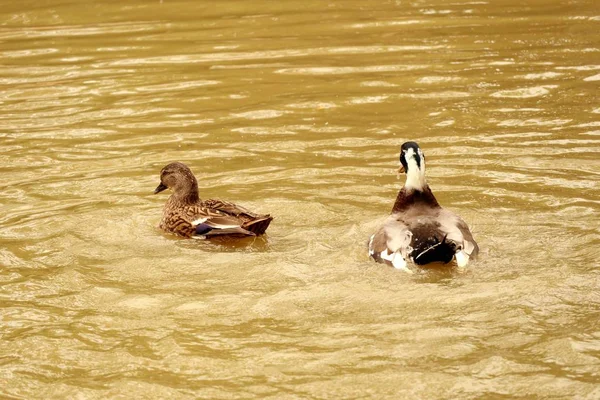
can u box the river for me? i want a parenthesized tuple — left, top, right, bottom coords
(1, 0, 599, 398)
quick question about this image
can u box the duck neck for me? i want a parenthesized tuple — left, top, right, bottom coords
(392, 185, 440, 213)
(171, 181, 201, 205)
(404, 162, 427, 192)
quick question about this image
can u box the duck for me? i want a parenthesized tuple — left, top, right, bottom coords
(368, 141, 479, 272)
(154, 162, 273, 238)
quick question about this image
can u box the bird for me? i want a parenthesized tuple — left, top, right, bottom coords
(154, 162, 273, 239)
(368, 142, 478, 272)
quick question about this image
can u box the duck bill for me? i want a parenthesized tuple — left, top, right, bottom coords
(396, 165, 405, 179)
(154, 183, 168, 194)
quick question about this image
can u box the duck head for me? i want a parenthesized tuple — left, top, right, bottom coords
(398, 141, 426, 191)
(154, 162, 199, 198)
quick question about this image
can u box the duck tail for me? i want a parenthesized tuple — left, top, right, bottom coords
(413, 234, 458, 265)
(243, 216, 273, 235)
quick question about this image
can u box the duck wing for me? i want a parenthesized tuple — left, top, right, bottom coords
(162, 206, 255, 238)
(437, 209, 479, 259)
(369, 215, 414, 272)
(190, 209, 256, 238)
(370, 209, 478, 269)
(202, 198, 273, 235)
(202, 199, 261, 218)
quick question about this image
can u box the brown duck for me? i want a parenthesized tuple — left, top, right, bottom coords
(154, 162, 273, 238)
(368, 142, 479, 272)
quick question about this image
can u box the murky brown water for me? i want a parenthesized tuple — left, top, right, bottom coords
(1, 0, 600, 398)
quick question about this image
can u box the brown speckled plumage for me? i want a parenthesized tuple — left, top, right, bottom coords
(155, 162, 273, 238)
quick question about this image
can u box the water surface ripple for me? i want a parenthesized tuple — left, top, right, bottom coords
(1, 0, 599, 398)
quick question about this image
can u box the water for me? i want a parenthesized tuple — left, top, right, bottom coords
(1, 0, 599, 398)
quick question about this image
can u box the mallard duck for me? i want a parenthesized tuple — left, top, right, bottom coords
(154, 162, 273, 238)
(368, 142, 479, 272)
